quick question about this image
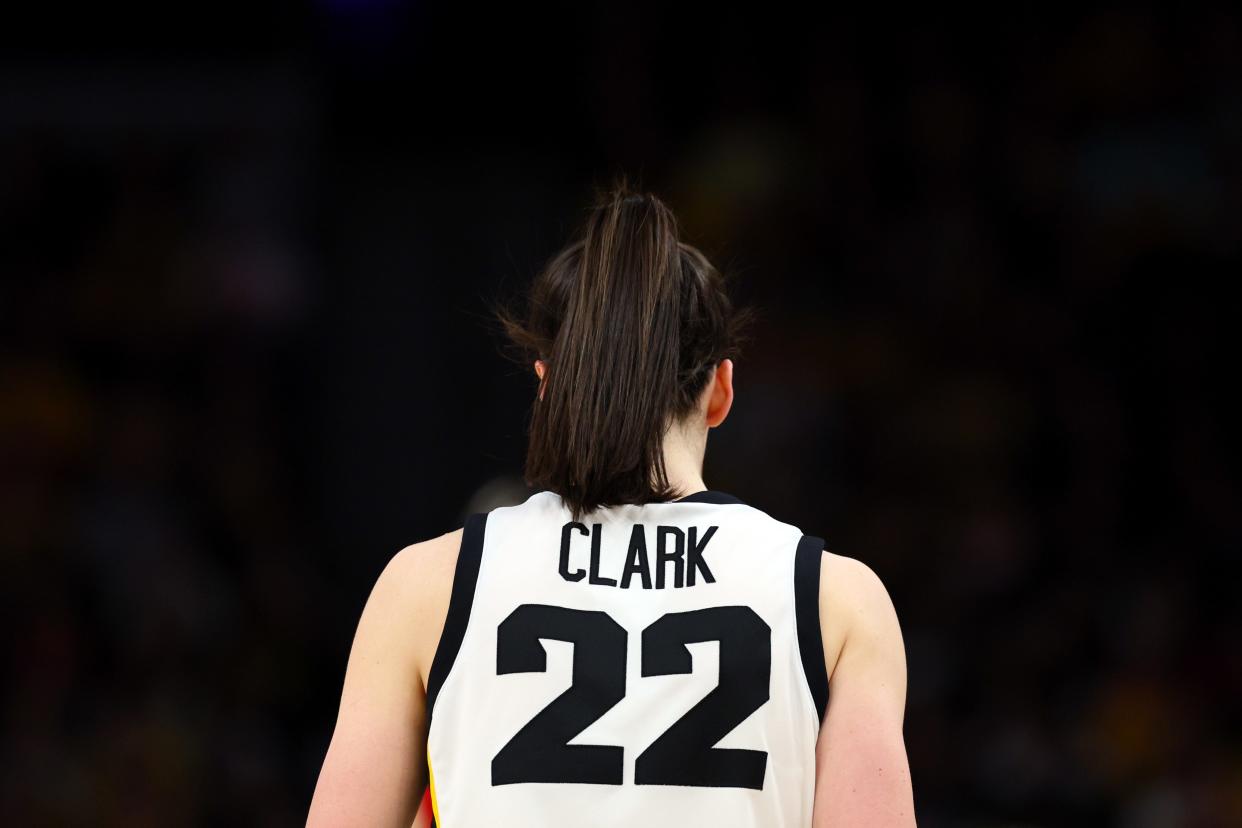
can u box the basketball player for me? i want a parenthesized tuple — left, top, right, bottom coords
(307, 179, 915, 827)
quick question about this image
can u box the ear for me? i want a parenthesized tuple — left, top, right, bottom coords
(705, 358, 734, 428)
(534, 359, 547, 401)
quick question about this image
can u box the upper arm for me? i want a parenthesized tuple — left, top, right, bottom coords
(306, 529, 461, 828)
(811, 552, 915, 827)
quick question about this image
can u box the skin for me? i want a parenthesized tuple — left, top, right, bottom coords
(307, 358, 916, 827)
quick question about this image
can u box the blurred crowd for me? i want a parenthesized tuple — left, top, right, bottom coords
(2, 8, 1240, 826)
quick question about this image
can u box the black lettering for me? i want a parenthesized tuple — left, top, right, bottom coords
(621, 525, 652, 589)
(588, 523, 617, 586)
(687, 525, 718, 586)
(656, 526, 685, 589)
(636, 606, 770, 788)
(493, 605, 627, 784)
(559, 522, 587, 582)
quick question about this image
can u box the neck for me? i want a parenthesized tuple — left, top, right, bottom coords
(661, 421, 708, 497)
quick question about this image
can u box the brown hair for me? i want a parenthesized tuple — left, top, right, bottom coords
(491, 174, 756, 522)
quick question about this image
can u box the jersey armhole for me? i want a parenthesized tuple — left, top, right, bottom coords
(425, 511, 488, 721)
(794, 533, 830, 726)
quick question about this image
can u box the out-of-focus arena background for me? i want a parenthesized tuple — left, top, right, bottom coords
(2, 6, 1239, 826)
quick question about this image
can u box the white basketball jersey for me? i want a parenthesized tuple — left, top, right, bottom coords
(425, 488, 829, 827)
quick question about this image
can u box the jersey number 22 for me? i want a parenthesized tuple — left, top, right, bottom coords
(492, 604, 770, 790)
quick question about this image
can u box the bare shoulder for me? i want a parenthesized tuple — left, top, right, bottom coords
(370, 526, 464, 687)
(820, 551, 898, 621)
(384, 526, 464, 590)
(818, 551, 906, 686)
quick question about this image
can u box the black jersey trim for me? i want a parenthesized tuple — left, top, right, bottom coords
(536, 487, 747, 507)
(671, 489, 746, 505)
(794, 534, 830, 724)
(426, 510, 488, 722)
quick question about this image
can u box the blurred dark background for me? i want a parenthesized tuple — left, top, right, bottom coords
(2, 5, 1240, 826)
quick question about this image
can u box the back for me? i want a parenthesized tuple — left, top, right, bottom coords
(425, 488, 829, 828)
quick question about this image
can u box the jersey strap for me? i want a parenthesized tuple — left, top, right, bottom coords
(426, 510, 488, 721)
(794, 533, 829, 724)
(672, 489, 747, 505)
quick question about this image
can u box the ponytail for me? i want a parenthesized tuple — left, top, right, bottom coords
(493, 174, 754, 522)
